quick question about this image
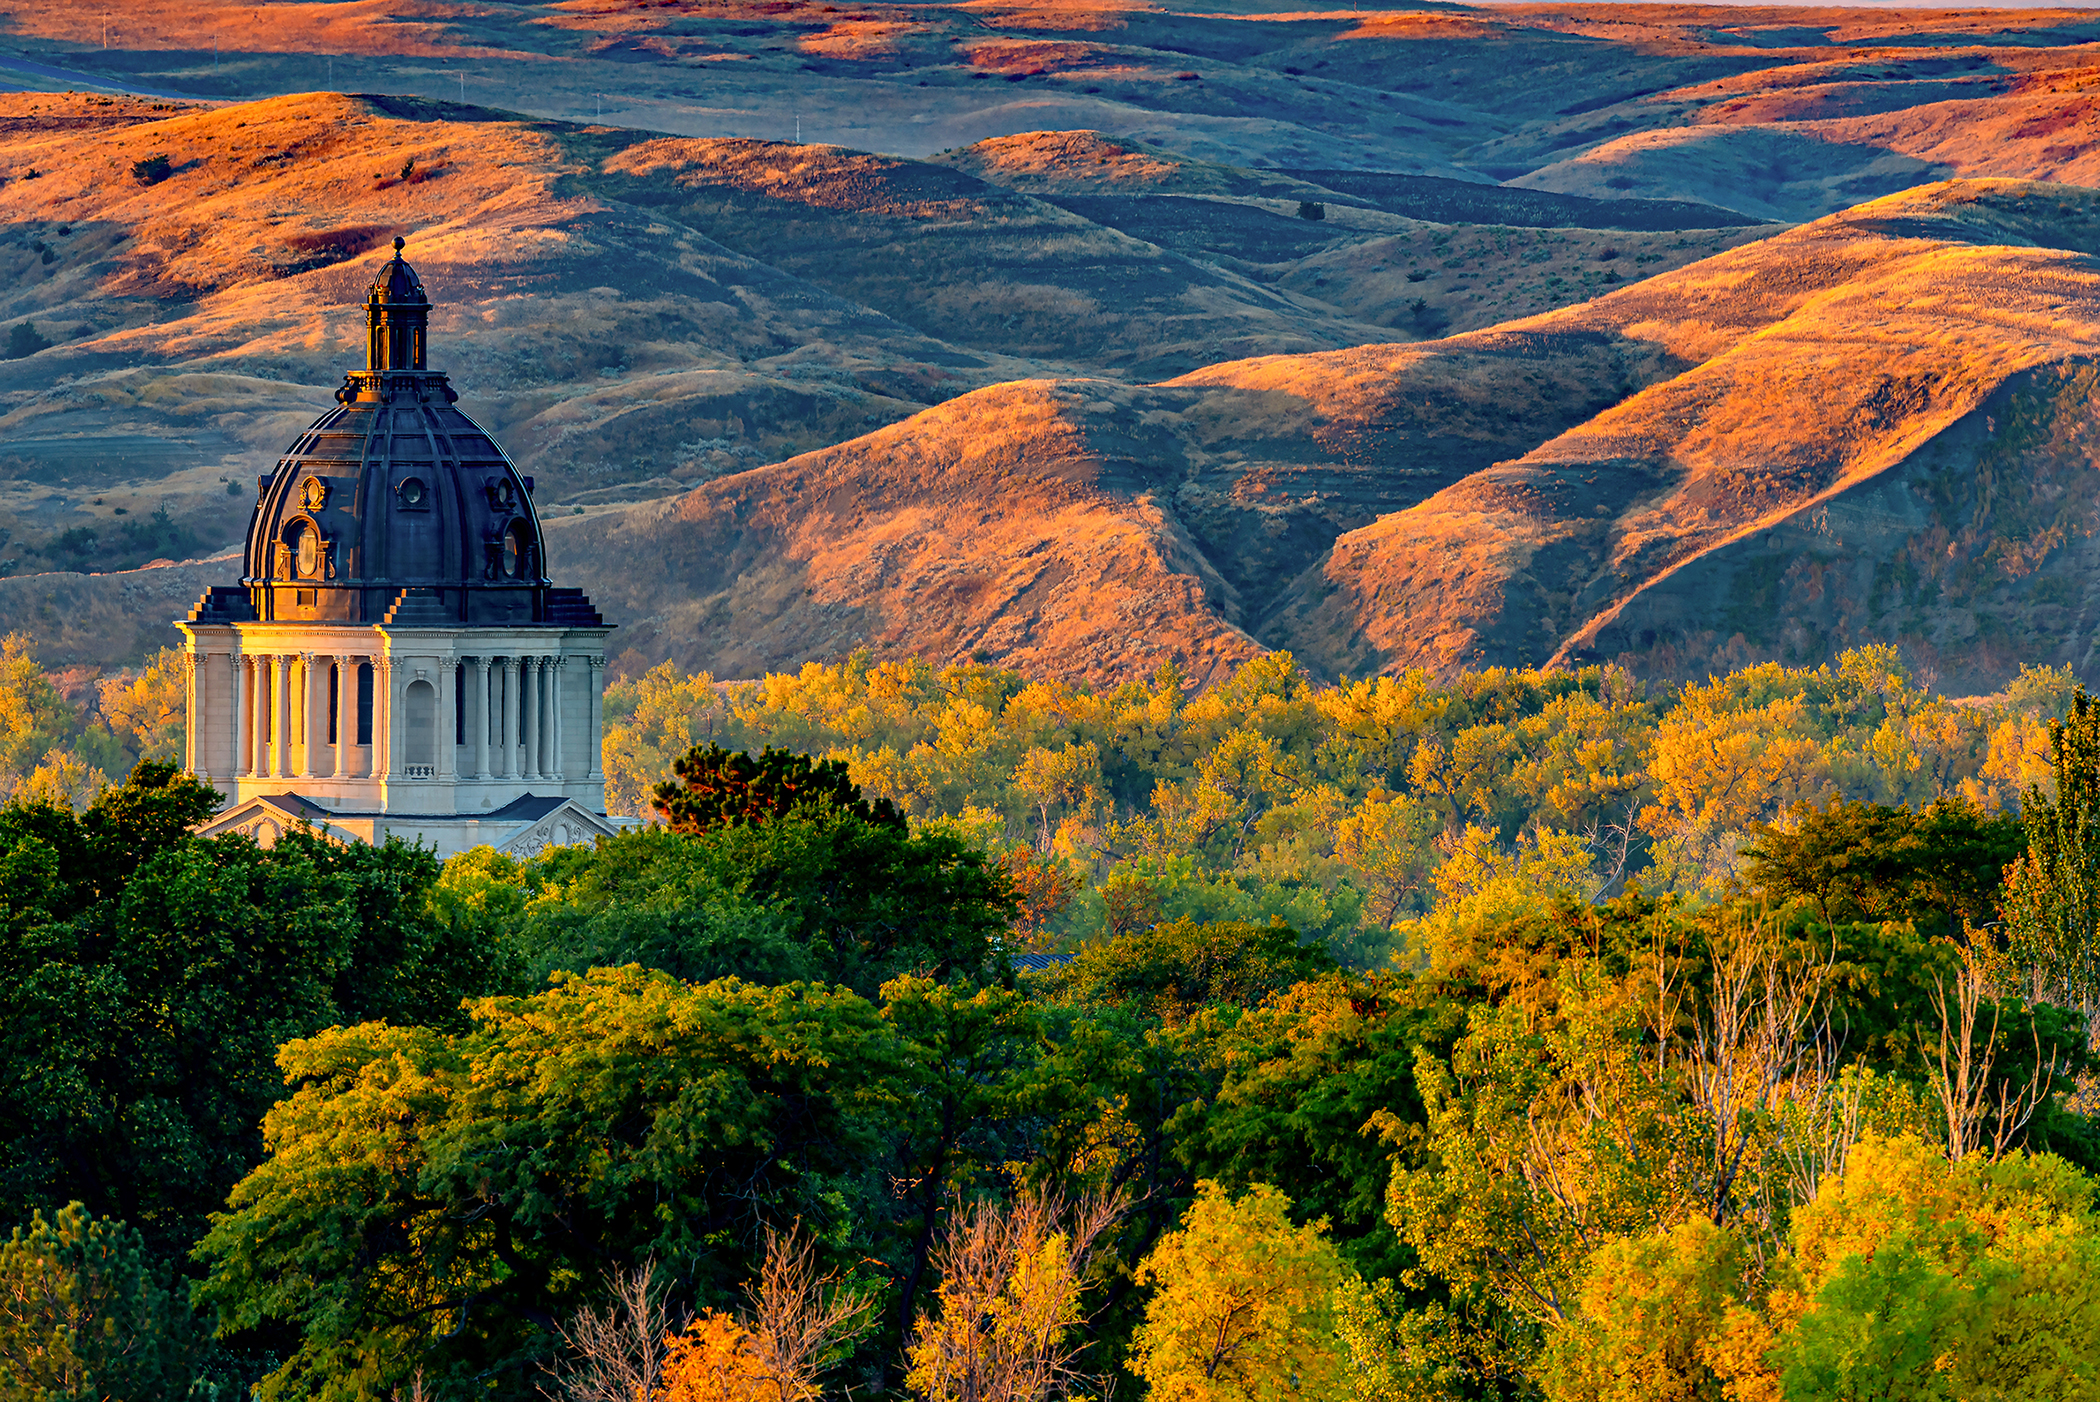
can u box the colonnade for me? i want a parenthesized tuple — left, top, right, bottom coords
(460, 654, 604, 785)
(209, 647, 605, 787)
(225, 650, 376, 780)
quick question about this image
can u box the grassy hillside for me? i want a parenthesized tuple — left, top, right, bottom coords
(540, 179, 2100, 691)
(12, 4, 2100, 687)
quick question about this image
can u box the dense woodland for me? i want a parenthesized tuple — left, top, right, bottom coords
(4, 638, 2100, 1400)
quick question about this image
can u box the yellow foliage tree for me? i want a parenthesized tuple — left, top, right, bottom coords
(100, 647, 188, 765)
(905, 1187, 1122, 1402)
(600, 662, 731, 817)
(1128, 1181, 1349, 1402)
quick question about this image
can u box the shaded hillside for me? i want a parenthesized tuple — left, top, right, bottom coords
(0, 90, 1767, 671)
(540, 179, 2100, 692)
(1268, 180, 2100, 693)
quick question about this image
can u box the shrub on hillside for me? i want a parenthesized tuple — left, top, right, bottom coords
(3, 323, 49, 359)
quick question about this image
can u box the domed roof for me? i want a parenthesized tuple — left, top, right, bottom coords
(192, 238, 599, 629)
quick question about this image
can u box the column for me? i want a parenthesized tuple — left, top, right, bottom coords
(470, 657, 490, 780)
(230, 654, 247, 778)
(521, 657, 542, 783)
(487, 657, 503, 780)
(182, 650, 200, 776)
(438, 658, 458, 782)
(587, 655, 605, 781)
(297, 654, 318, 779)
(251, 656, 271, 778)
(500, 657, 521, 780)
(378, 659, 400, 780)
(334, 656, 356, 778)
(547, 657, 565, 782)
(272, 655, 292, 780)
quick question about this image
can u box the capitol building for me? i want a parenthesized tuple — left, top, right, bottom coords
(178, 239, 620, 857)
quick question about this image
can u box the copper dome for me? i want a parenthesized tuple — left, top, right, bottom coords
(200, 238, 595, 628)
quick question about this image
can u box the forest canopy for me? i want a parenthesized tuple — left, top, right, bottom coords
(0, 640, 2095, 1402)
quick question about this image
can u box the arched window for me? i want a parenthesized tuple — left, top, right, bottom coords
(501, 523, 530, 579)
(404, 679, 437, 775)
(293, 524, 320, 578)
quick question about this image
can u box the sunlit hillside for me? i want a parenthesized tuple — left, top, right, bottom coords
(11, 3, 2100, 691)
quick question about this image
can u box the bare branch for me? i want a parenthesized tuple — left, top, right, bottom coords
(906, 1185, 1127, 1402)
(1927, 953, 2056, 1163)
(542, 1259, 675, 1402)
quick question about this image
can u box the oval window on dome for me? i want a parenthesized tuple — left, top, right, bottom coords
(398, 476, 427, 508)
(294, 527, 320, 578)
(501, 525, 526, 578)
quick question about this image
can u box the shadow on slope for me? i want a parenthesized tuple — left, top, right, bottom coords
(1267, 180, 2100, 690)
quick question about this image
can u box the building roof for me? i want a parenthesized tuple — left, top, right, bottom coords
(189, 237, 602, 631)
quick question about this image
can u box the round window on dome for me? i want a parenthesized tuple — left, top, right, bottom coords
(294, 526, 320, 578)
(501, 525, 526, 578)
(397, 476, 427, 508)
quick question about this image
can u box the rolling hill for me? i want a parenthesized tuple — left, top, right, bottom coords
(546, 179, 2100, 692)
(12, 4, 2100, 691)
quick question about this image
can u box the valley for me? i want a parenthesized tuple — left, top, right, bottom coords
(4, 1, 2100, 691)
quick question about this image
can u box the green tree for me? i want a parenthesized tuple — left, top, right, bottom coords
(1041, 918, 1333, 1026)
(1172, 974, 1447, 1280)
(2, 324, 49, 361)
(518, 813, 1014, 998)
(2001, 686, 2100, 1009)
(879, 978, 1044, 1373)
(1128, 1181, 1350, 1402)
(653, 743, 904, 833)
(195, 967, 895, 1402)
(1743, 796, 2022, 939)
(1766, 1135, 2100, 1402)
(0, 770, 511, 1262)
(0, 1202, 203, 1401)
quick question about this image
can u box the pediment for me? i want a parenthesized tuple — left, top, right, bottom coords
(195, 794, 335, 849)
(497, 800, 620, 858)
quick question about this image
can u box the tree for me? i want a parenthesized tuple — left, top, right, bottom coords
(1172, 974, 1443, 1281)
(1743, 796, 2022, 939)
(195, 968, 894, 1400)
(1041, 919, 1333, 1026)
(662, 1225, 873, 1402)
(543, 1261, 675, 1402)
(2, 324, 49, 361)
(1771, 1135, 2100, 1400)
(2001, 686, 2100, 1010)
(1332, 791, 1439, 927)
(0, 772, 509, 1263)
(0, 1202, 203, 1401)
(653, 743, 905, 834)
(0, 633, 82, 793)
(1127, 1181, 1349, 1402)
(905, 1186, 1122, 1402)
(517, 812, 1015, 998)
(1538, 1218, 1745, 1402)
(879, 979, 1045, 1372)
(99, 650, 190, 769)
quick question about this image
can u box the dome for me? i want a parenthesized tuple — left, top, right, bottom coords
(206, 237, 595, 628)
